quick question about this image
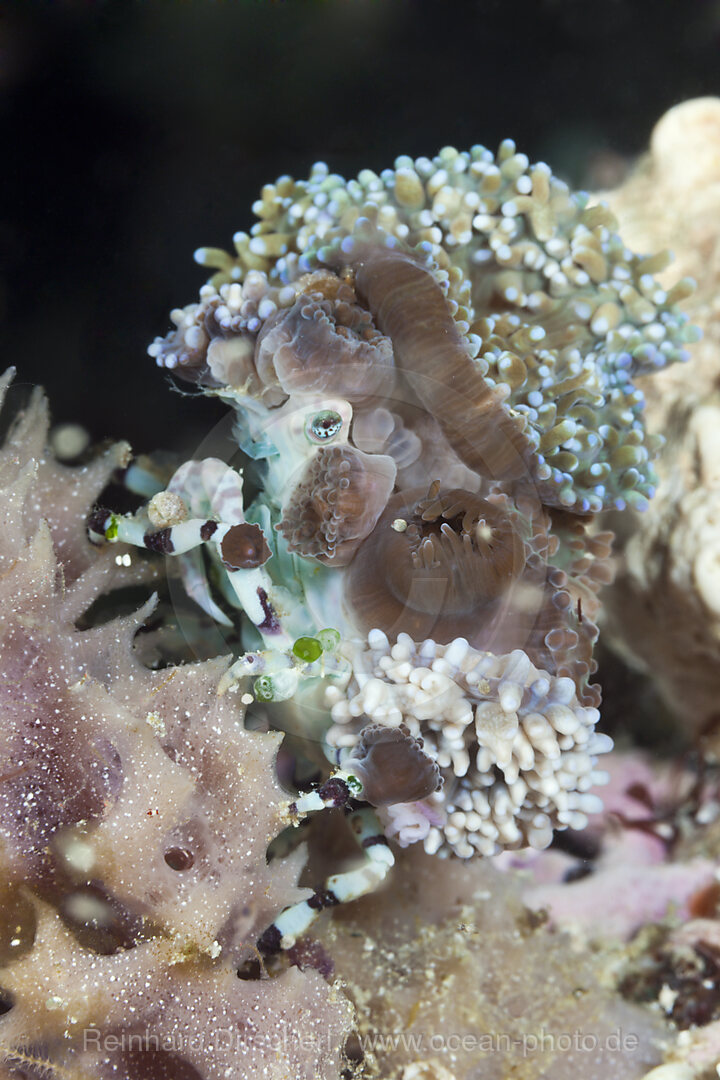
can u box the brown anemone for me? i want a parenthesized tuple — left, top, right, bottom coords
(345, 482, 606, 705)
(345, 723, 442, 807)
(255, 272, 396, 402)
(336, 244, 537, 482)
(344, 484, 546, 648)
(277, 445, 396, 566)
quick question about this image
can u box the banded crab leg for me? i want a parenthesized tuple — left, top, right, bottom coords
(89, 506, 290, 646)
(258, 803, 394, 954)
(257, 723, 443, 952)
(88, 456, 293, 647)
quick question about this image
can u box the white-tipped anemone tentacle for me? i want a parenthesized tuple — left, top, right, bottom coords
(324, 630, 612, 860)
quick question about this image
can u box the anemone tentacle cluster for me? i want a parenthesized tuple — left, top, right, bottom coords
(138, 141, 698, 865)
(151, 141, 699, 511)
(327, 631, 610, 859)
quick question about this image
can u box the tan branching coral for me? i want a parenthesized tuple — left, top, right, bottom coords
(600, 98, 720, 731)
(0, 372, 351, 1079)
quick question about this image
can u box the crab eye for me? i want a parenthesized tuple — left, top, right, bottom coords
(306, 409, 343, 443)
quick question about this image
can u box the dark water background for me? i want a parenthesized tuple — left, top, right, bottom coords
(4, 0, 720, 453)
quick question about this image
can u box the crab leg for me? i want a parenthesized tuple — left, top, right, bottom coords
(257, 805, 394, 953)
(288, 772, 362, 818)
(88, 508, 290, 646)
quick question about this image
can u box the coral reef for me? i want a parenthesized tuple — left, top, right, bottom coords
(516, 751, 717, 941)
(136, 133, 696, 890)
(6, 102, 720, 1080)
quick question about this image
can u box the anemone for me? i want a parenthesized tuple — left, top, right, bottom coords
(255, 271, 396, 401)
(326, 631, 611, 859)
(128, 137, 700, 943)
(332, 239, 536, 482)
(172, 141, 697, 512)
(277, 444, 396, 565)
(344, 483, 539, 641)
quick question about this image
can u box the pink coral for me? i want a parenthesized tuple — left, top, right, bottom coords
(502, 752, 718, 941)
(0, 371, 351, 1079)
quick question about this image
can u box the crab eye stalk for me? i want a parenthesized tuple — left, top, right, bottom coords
(306, 410, 344, 443)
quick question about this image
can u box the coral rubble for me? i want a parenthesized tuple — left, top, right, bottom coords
(327, 847, 666, 1080)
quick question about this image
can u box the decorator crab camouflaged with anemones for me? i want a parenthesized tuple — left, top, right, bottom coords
(89, 141, 699, 952)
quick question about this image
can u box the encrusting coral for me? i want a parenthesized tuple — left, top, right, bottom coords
(0, 370, 351, 1079)
(513, 750, 718, 942)
(323, 846, 668, 1080)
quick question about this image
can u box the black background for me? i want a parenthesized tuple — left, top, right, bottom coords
(4, 0, 720, 454)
